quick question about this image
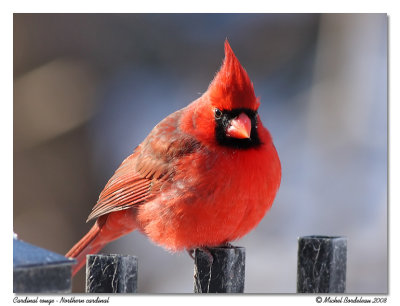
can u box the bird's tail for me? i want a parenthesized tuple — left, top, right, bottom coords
(66, 220, 106, 277)
(66, 210, 138, 277)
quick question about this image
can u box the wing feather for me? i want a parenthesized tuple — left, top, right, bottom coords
(86, 109, 202, 222)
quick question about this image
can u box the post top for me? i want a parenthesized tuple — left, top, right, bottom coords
(13, 237, 75, 268)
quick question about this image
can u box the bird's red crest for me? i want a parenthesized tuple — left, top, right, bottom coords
(207, 40, 260, 111)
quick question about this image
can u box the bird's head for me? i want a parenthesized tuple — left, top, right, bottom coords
(184, 40, 262, 149)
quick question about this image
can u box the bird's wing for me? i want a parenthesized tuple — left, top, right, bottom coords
(86, 109, 202, 222)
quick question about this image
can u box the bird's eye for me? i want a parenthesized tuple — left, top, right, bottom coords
(214, 108, 222, 119)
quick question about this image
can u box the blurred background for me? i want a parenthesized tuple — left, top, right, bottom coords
(13, 13, 387, 293)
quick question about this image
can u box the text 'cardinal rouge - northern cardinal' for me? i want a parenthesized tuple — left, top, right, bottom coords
(66, 40, 281, 276)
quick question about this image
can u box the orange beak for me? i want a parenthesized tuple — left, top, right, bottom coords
(226, 112, 252, 139)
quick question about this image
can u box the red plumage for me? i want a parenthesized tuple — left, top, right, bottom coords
(66, 40, 281, 276)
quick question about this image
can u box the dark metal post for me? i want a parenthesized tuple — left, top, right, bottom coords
(13, 236, 75, 293)
(194, 246, 245, 293)
(86, 254, 138, 293)
(297, 235, 347, 293)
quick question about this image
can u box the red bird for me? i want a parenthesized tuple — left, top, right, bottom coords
(66, 40, 281, 276)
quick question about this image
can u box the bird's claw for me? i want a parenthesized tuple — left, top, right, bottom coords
(187, 247, 214, 267)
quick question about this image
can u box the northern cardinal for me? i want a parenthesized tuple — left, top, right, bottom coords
(66, 40, 281, 276)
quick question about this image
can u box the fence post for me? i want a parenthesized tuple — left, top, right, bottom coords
(297, 235, 347, 293)
(13, 235, 75, 293)
(86, 254, 138, 293)
(194, 246, 245, 293)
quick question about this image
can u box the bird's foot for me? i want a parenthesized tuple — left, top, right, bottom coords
(187, 249, 195, 260)
(187, 247, 214, 267)
(198, 247, 214, 267)
(221, 241, 234, 248)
